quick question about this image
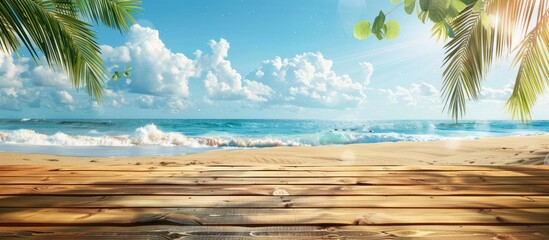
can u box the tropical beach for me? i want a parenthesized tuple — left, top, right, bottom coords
(1, 134, 548, 239)
(1, 134, 548, 167)
(1, 0, 548, 239)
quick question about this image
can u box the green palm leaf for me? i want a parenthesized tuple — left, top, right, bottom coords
(486, 0, 542, 60)
(355, 0, 548, 122)
(1, 0, 105, 99)
(0, 0, 141, 101)
(0, 10, 20, 54)
(75, 0, 142, 32)
(506, 9, 549, 122)
(441, 4, 489, 121)
(442, 0, 548, 122)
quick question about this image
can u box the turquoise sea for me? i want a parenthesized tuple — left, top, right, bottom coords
(0, 119, 547, 157)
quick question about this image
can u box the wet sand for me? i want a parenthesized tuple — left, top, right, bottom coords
(0, 135, 547, 167)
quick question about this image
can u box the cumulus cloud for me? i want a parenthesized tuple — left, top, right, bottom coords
(0, 53, 27, 88)
(102, 24, 199, 97)
(99, 25, 371, 110)
(480, 83, 513, 102)
(165, 97, 191, 113)
(55, 91, 74, 104)
(134, 95, 191, 113)
(198, 39, 272, 102)
(0, 87, 40, 111)
(245, 52, 368, 108)
(136, 95, 155, 108)
(0, 53, 88, 111)
(0, 24, 375, 115)
(102, 89, 130, 109)
(51, 91, 76, 111)
(382, 82, 518, 106)
(381, 82, 440, 105)
(30, 60, 71, 89)
(101, 25, 271, 105)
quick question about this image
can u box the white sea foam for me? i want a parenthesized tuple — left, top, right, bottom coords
(0, 124, 451, 148)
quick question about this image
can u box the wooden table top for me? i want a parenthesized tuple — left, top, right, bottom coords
(0, 164, 547, 239)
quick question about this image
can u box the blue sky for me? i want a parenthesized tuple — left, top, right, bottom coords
(0, 0, 547, 120)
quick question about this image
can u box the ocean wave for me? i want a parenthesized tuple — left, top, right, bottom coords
(0, 124, 448, 148)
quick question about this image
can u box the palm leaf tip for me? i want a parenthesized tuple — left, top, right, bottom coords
(506, 8, 549, 123)
(0, 0, 141, 101)
(76, 0, 143, 32)
(441, 4, 488, 121)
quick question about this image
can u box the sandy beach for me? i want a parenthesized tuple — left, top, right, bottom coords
(1, 134, 547, 167)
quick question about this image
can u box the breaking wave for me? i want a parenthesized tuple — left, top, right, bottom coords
(0, 124, 450, 148)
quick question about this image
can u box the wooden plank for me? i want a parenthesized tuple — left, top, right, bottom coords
(0, 208, 547, 225)
(0, 176, 546, 185)
(2, 184, 547, 196)
(3, 170, 547, 177)
(1, 165, 548, 172)
(0, 225, 548, 240)
(0, 195, 547, 208)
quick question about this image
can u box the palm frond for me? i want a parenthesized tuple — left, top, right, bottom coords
(431, 19, 455, 42)
(75, 0, 142, 32)
(441, 0, 548, 122)
(442, 4, 492, 121)
(506, 9, 549, 122)
(33, 0, 78, 17)
(486, 0, 543, 59)
(0, 10, 20, 54)
(1, 0, 106, 99)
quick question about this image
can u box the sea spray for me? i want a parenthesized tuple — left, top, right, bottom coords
(0, 119, 546, 157)
(0, 123, 447, 148)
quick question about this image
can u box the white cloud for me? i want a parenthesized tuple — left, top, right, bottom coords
(165, 97, 191, 113)
(0, 88, 40, 111)
(51, 91, 76, 111)
(381, 82, 440, 105)
(136, 95, 155, 108)
(0, 53, 27, 88)
(359, 61, 373, 86)
(480, 83, 513, 102)
(103, 89, 130, 108)
(246, 52, 367, 108)
(0, 24, 375, 114)
(102, 24, 199, 97)
(55, 91, 74, 104)
(101, 26, 271, 105)
(31, 63, 71, 89)
(198, 39, 272, 102)
(134, 95, 190, 113)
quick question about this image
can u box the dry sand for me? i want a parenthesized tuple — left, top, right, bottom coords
(0, 135, 548, 167)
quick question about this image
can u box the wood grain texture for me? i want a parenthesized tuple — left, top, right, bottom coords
(1, 164, 548, 171)
(2, 184, 547, 196)
(0, 195, 548, 208)
(0, 176, 547, 185)
(1, 226, 548, 240)
(2, 170, 548, 177)
(1, 208, 548, 225)
(0, 164, 547, 239)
